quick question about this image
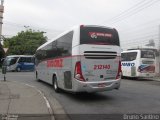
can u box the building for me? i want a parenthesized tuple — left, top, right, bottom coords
(0, 0, 4, 66)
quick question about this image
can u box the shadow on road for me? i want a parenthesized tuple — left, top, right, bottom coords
(122, 78, 154, 81)
(38, 81, 114, 102)
(122, 78, 160, 86)
(58, 90, 116, 103)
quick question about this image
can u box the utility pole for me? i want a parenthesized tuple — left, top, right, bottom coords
(0, 0, 4, 43)
(0, 0, 4, 38)
(159, 25, 160, 51)
(158, 25, 160, 76)
(0, 0, 4, 46)
(0, 0, 4, 59)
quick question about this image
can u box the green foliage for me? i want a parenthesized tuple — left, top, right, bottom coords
(3, 29, 47, 55)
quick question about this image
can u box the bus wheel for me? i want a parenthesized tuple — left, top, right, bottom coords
(53, 76, 60, 93)
(16, 67, 21, 72)
(121, 75, 125, 79)
(36, 72, 40, 82)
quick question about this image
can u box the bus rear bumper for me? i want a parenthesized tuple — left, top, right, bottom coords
(137, 73, 156, 78)
(73, 79, 121, 93)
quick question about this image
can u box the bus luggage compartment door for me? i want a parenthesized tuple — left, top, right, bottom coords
(131, 66, 136, 77)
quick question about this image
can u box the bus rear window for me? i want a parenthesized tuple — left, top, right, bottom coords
(121, 52, 137, 61)
(80, 26, 120, 46)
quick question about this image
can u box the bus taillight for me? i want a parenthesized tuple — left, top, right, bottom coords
(74, 61, 85, 81)
(116, 61, 121, 80)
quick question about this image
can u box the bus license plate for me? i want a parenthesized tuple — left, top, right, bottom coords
(98, 83, 105, 87)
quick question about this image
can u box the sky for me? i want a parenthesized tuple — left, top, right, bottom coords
(2, 0, 160, 50)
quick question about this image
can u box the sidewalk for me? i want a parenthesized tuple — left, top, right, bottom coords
(0, 80, 54, 120)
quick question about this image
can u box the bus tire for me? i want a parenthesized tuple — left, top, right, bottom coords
(121, 75, 125, 79)
(16, 67, 21, 72)
(53, 76, 60, 93)
(36, 72, 40, 82)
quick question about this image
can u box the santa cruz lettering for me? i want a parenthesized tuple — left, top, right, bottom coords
(47, 59, 63, 68)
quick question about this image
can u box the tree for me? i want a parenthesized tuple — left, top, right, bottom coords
(3, 29, 47, 55)
(145, 39, 155, 47)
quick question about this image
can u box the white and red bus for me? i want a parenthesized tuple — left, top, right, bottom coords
(35, 25, 121, 93)
(121, 49, 156, 78)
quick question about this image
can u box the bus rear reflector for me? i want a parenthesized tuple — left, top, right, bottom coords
(74, 61, 85, 81)
(116, 61, 121, 80)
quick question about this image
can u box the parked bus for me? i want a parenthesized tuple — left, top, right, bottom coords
(121, 49, 156, 78)
(35, 25, 121, 93)
(3, 55, 35, 72)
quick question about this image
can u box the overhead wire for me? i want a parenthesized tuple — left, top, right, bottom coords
(100, 0, 160, 25)
(121, 36, 159, 48)
(118, 18, 160, 32)
(96, 0, 160, 49)
(3, 21, 62, 33)
(110, 0, 160, 25)
(99, 0, 147, 25)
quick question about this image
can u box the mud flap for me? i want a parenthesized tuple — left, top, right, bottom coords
(64, 71, 72, 89)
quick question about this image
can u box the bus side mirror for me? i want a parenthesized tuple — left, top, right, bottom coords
(1, 58, 5, 62)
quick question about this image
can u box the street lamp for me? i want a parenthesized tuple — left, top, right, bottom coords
(1, 0, 4, 5)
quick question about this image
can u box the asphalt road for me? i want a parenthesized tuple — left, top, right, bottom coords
(2, 72, 160, 120)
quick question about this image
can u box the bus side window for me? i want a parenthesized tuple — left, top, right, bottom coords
(31, 57, 35, 63)
(18, 57, 26, 63)
(26, 57, 32, 63)
(121, 53, 126, 61)
(10, 58, 17, 65)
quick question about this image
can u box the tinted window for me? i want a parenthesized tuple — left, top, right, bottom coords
(44, 41, 58, 59)
(19, 57, 26, 62)
(121, 52, 137, 61)
(3, 57, 19, 66)
(26, 57, 33, 63)
(141, 50, 155, 59)
(10, 57, 18, 65)
(35, 31, 73, 63)
(45, 31, 73, 59)
(80, 26, 120, 46)
(56, 31, 73, 57)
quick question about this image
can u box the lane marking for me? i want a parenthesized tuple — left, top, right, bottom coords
(24, 83, 54, 120)
(12, 81, 55, 120)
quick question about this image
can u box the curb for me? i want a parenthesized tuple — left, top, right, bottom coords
(24, 83, 55, 120)
(0, 80, 55, 120)
(11, 81, 70, 120)
(12, 81, 55, 120)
